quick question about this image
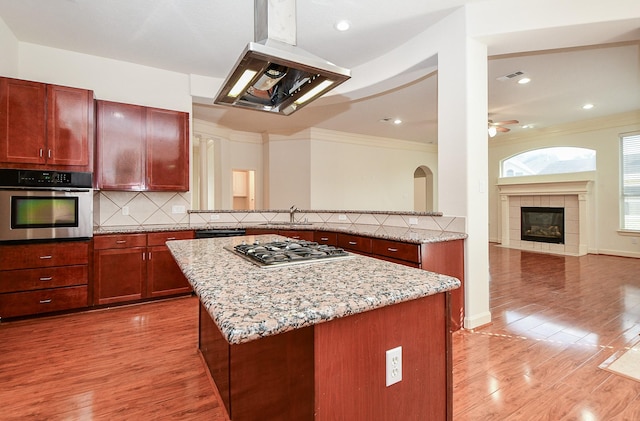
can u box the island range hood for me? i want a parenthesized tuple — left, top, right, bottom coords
(214, 0, 351, 116)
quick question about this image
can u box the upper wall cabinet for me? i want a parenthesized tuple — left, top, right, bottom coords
(96, 100, 189, 192)
(0, 77, 94, 172)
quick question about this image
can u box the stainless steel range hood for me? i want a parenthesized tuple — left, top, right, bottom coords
(214, 0, 351, 116)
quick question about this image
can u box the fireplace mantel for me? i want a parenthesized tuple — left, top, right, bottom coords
(497, 178, 594, 256)
(497, 179, 592, 197)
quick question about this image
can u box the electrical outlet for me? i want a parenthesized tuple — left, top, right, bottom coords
(632, 237, 638, 245)
(121, 206, 129, 216)
(338, 214, 347, 221)
(385, 346, 402, 387)
(210, 214, 220, 221)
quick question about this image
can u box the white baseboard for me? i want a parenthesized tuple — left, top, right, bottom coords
(592, 249, 640, 259)
(464, 311, 492, 330)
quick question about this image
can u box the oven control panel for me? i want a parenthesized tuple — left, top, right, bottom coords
(0, 169, 92, 188)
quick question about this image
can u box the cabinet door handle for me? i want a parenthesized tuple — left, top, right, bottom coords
(48, 149, 51, 158)
(39, 255, 52, 260)
(148, 252, 152, 260)
(116, 240, 127, 244)
(142, 252, 146, 261)
(387, 248, 398, 252)
(39, 277, 53, 281)
(348, 241, 357, 245)
(39, 299, 52, 304)
(39, 148, 44, 157)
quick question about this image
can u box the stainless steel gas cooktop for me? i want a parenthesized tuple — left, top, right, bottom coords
(227, 239, 353, 268)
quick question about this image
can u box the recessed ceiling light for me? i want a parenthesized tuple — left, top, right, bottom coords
(582, 103, 594, 110)
(522, 124, 534, 129)
(335, 20, 351, 31)
(393, 119, 402, 125)
(517, 77, 531, 84)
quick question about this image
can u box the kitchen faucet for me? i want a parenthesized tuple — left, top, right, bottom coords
(289, 205, 298, 223)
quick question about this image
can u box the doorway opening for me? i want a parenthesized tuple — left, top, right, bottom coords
(232, 169, 256, 210)
(414, 166, 434, 212)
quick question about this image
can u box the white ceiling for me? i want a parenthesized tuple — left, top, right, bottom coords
(0, 0, 638, 143)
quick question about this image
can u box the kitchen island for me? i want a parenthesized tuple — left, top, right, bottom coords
(167, 235, 460, 421)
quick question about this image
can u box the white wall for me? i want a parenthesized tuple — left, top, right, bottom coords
(308, 129, 437, 211)
(193, 124, 438, 211)
(193, 120, 265, 210)
(0, 16, 18, 77)
(489, 111, 640, 257)
(17, 43, 191, 112)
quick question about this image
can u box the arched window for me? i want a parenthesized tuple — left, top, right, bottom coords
(501, 147, 596, 177)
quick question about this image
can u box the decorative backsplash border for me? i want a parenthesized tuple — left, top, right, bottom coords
(93, 192, 466, 234)
(188, 210, 466, 234)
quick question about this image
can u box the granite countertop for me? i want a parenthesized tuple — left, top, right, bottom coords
(95, 223, 467, 244)
(167, 235, 461, 345)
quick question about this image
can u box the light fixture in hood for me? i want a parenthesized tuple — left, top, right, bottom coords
(214, 0, 351, 116)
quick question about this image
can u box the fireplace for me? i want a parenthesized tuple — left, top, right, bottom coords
(521, 207, 565, 244)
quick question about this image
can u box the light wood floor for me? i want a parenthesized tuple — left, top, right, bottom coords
(1, 244, 639, 420)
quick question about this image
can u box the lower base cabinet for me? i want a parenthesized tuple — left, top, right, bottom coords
(0, 241, 90, 319)
(93, 231, 194, 306)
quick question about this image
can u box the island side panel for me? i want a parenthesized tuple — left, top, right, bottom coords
(199, 302, 315, 421)
(421, 239, 465, 331)
(230, 327, 315, 421)
(314, 293, 449, 421)
(199, 304, 231, 413)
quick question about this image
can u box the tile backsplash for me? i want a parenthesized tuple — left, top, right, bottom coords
(94, 191, 191, 227)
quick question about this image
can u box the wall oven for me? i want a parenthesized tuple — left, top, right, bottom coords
(0, 169, 93, 243)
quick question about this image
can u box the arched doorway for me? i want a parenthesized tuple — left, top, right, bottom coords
(414, 166, 433, 212)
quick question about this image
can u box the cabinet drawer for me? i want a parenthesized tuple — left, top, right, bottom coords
(147, 230, 194, 246)
(314, 231, 338, 246)
(279, 230, 314, 241)
(372, 239, 421, 264)
(0, 241, 89, 270)
(0, 285, 88, 318)
(337, 234, 372, 254)
(93, 234, 147, 250)
(0, 265, 87, 293)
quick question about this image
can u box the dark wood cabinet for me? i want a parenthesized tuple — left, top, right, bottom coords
(147, 231, 194, 298)
(0, 241, 90, 319)
(314, 231, 338, 245)
(279, 230, 314, 241)
(96, 100, 189, 191)
(337, 233, 373, 254)
(145, 107, 189, 191)
(245, 228, 314, 241)
(0, 77, 94, 171)
(93, 231, 193, 305)
(93, 234, 147, 305)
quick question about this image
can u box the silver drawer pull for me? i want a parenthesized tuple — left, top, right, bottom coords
(348, 241, 357, 245)
(166, 237, 176, 241)
(387, 248, 398, 252)
(116, 240, 127, 244)
(39, 277, 53, 281)
(320, 237, 329, 241)
(39, 299, 52, 304)
(39, 255, 52, 259)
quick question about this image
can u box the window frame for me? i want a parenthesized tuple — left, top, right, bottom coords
(620, 132, 640, 232)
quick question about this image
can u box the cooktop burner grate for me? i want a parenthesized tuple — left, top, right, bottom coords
(228, 239, 352, 268)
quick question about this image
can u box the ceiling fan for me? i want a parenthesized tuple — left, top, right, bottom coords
(488, 119, 519, 137)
